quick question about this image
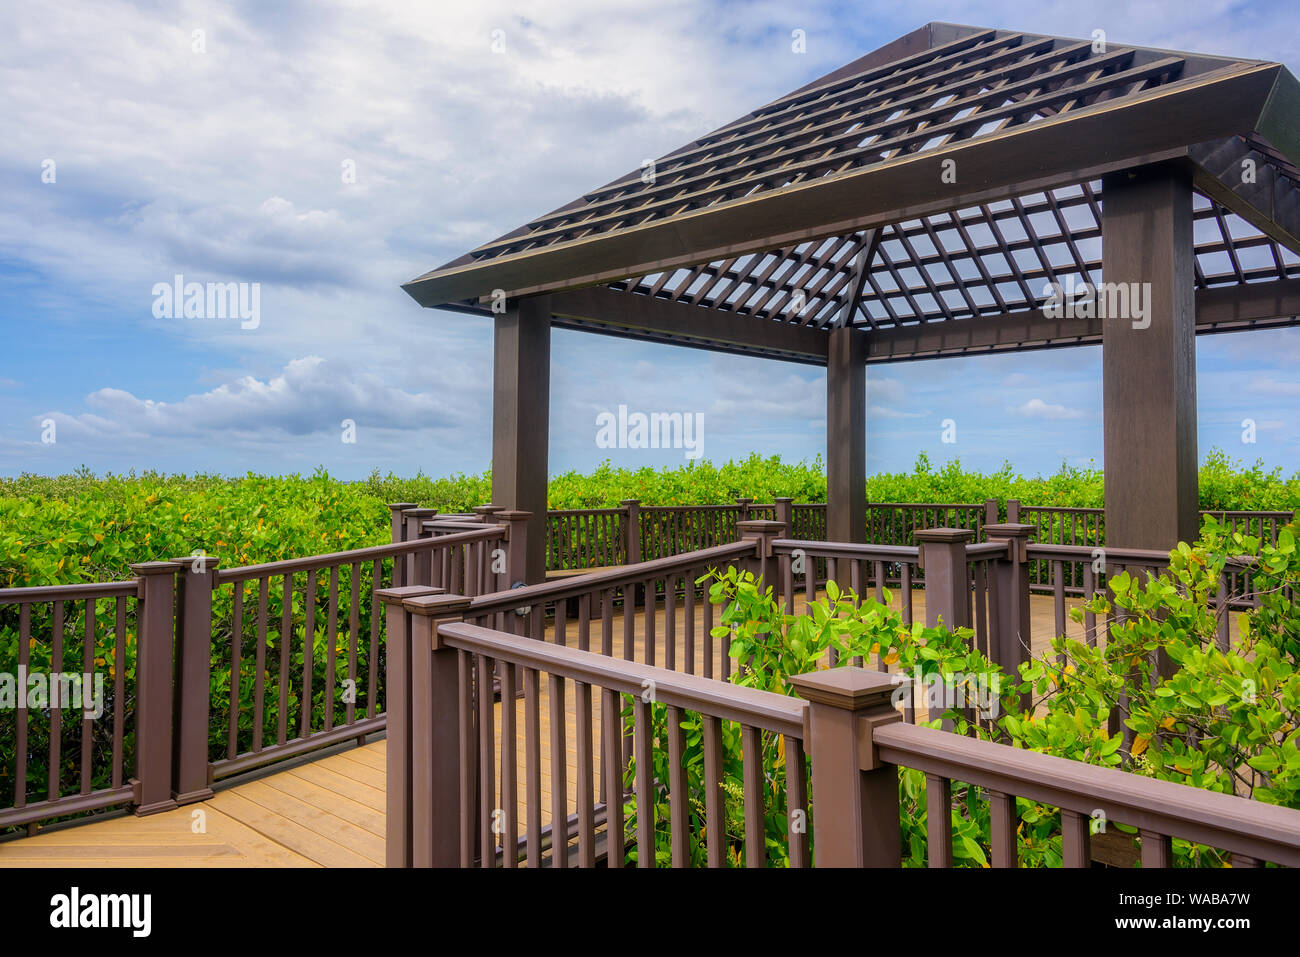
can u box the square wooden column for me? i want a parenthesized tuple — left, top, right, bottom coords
(826, 326, 866, 543)
(491, 294, 551, 583)
(1101, 163, 1199, 549)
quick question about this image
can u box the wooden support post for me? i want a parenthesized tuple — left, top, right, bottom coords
(172, 556, 219, 805)
(789, 668, 902, 867)
(403, 592, 472, 868)
(404, 508, 438, 588)
(1102, 162, 1198, 550)
(376, 584, 443, 867)
(491, 294, 551, 583)
(129, 561, 182, 817)
(914, 528, 973, 631)
(388, 503, 418, 588)
(737, 519, 785, 592)
(984, 523, 1035, 708)
(826, 326, 866, 545)
(621, 499, 641, 565)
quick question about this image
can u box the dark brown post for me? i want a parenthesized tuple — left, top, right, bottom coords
(914, 528, 973, 631)
(376, 583, 443, 867)
(404, 508, 438, 588)
(130, 561, 182, 816)
(983, 498, 999, 527)
(1102, 163, 1198, 550)
(498, 509, 531, 589)
(774, 497, 794, 539)
(737, 519, 785, 591)
(172, 555, 219, 805)
(491, 294, 551, 584)
(984, 523, 1035, 702)
(1006, 499, 1020, 524)
(789, 668, 903, 867)
(403, 593, 472, 868)
(826, 326, 867, 544)
(389, 503, 418, 588)
(736, 497, 753, 521)
(621, 499, 641, 565)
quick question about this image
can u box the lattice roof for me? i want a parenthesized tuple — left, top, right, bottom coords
(405, 22, 1300, 363)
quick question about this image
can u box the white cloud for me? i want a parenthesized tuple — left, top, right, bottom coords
(1013, 398, 1086, 420)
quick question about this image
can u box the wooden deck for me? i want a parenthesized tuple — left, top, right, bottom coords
(0, 588, 1235, 867)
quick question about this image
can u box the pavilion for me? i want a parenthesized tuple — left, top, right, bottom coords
(403, 22, 1300, 582)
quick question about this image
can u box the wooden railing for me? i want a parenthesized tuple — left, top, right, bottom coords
(0, 571, 172, 828)
(383, 610, 1300, 867)
(529, 499, 1295, 575)
(0, 518, 515, 831)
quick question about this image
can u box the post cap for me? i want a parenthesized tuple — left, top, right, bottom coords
(129, 561, 183, 575)
(619, 499, 641, 507)
(789, 667, 900, 710)
(983, 523, 1036, 538)
(170, 556, 221, 571)
(403, 593, 473, 616)
(913, 527, 976, 544)
(472, 504, 504, 513)
(496, 509, 532, 520)
(404, 507, 438, 518)
(736, 519, 786, 534)
(374, 585, 444, 605)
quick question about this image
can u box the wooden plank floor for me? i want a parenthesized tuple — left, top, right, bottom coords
(0, 588, 1235, 867)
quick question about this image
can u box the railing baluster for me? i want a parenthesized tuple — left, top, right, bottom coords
(1061, 808, 1091, 867)
(80, 598, 94, 796)
(477, 654, 496, 867)
(644, 577, 656, 667)
(50, 599, 63, 802)
(254, 578, 268, 751)
(702, 714, 724, 867)
(347, 563, 360, 728)
(633, 694, 653, 868)
(368, 559, 381, 718)
(16, 602, 29, 808)
(602, 687, 624, 867)
(742, 724, 764, 868)
(324, 566, 338, 732)
(229, 584, 243, 759)
(684, 571, 696, 676)
(278, 573, 291, 746)
(576, 679, 595, 867)
(500, 662, 518, 868)
(1140, 829, 1172, 867)
(926, 774, 953, 867)
(667, 704, 688, 867)
(988, 789, 1017, 867)
(666, 574, 679, 671)
(549, 670, 568, 867)
(112, 597, 127, 790)
(301, 569, 316, 737)
(524, 666, 542, 868)
(786, 735, 809, 868)
(457, 649, 476, 867)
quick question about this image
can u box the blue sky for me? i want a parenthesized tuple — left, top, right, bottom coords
(2, 0, 1299, 481)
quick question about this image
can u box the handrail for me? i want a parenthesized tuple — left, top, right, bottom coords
(0, 579, 140, 602)
(216, 524, 505, 584)
(437, 621, 807, 739)
(874, 721, 1300, 866)
(467, 540, 758, 615)
(771, 538, 919, 561)
(1024, 543, 1172, 564)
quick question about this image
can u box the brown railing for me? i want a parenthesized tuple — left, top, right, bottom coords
(0, 514, 515, 831)
(383, 604, 1300, 867)
(0, 571, 173, 829)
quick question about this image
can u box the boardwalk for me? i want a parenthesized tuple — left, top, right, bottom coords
(0, 589, 1233, 867)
